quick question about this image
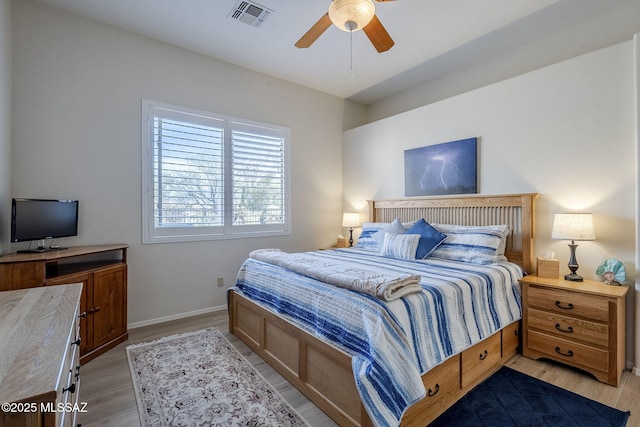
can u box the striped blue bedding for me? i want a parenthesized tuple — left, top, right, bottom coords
(233, 248, 524, 427)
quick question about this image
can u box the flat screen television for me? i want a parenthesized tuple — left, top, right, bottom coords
(11, 198, 79, 252)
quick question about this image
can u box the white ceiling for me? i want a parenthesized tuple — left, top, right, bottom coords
(32, 0, 640, 105)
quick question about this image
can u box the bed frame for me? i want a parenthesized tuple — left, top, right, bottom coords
(229, 193, 538, 426)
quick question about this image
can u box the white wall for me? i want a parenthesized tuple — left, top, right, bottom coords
(365, 0, 640, 123)
(10, 0, 365, 325)
(634, 33, 639, 375)
(0, 0, 10, 254)
(344, 41, 637, 366)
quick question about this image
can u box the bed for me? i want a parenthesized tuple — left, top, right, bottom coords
(228, 193, 538, 427)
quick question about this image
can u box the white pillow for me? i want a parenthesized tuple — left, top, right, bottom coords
(380, 232, 420, 260)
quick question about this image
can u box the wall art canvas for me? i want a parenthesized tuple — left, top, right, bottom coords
(404, 137, 477, 196)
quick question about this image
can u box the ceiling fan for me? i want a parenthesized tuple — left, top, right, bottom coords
(295, 0, 396, 53)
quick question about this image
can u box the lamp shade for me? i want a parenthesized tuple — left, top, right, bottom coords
(328, 0, 375, 32)
(342, 212, 360, 228)
(551, 213, 596, 241)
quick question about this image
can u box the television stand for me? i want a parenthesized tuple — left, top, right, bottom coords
(0, 244, 128, 364)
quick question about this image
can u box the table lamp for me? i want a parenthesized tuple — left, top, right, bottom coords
(551, 213, 595, 282)
(342, 212, 360, 247)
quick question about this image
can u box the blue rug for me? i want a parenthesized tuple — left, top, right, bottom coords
(429, 366, 630, 427)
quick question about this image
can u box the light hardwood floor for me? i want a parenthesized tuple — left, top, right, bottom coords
(78, 310, 639, 427)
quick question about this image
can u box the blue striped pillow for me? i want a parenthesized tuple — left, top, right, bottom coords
(380, 232, 420, 260)
(355, 219, 415, 251)
(430, 224, 508, 264)
(355, 223, 386, 250)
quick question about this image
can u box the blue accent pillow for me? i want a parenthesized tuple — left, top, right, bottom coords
(405, 219, 447, 259)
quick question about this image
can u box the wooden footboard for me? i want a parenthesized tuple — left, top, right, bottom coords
(229, 289, 521, 426)
(229, 290, 364, 426)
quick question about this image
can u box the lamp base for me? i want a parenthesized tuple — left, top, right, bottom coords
(564, 242, 583, 282)
(564, 272, 584, 282)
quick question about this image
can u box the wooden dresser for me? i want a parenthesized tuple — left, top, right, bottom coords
(0, 284, 83, 427)
(520, 275, 628, 386)
(0, 244, 128, 364)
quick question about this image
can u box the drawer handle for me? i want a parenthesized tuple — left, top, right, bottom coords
(555, 301, 574, 310)
(514, 329, 520, 336)
(72, 338, 82, 346)
(555, 323, 573, 333)
(79, 312, 87, 319)
(555, 346, 574, 357)
(63, 383, 76, 394)
(479, 350, 488, 360)
(427, 383, 440, 397)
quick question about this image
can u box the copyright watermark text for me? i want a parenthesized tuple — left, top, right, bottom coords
(1, 402, 88, 413)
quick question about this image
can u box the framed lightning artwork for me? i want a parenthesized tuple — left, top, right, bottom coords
(404, 137, 478, 197)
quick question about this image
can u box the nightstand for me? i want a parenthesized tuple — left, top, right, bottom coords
(520, 275, 628, 386)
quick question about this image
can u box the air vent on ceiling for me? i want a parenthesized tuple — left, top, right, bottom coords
(229, 1, 273, 28)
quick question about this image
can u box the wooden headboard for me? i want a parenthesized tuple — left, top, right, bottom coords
(368, 193, 539, 273)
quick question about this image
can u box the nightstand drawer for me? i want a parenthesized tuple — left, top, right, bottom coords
(527, 286, 609, 322)
(527, 330, 608, 372)
(527, 308, 609, 347)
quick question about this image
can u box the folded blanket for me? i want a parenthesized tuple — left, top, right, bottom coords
(249, 248, 422, 301)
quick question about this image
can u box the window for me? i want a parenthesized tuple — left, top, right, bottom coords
(142, 100, 290, 243)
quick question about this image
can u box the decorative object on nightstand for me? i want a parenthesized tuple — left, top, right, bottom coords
(336, 235, 347, 248)
(551, 213, 595, 282)
(342, 212, 360, 247)
(596, 258, 625, 285)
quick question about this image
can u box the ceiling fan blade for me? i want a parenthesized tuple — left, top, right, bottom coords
(374, 0, 398, 2)
(363, 15, 395, 53)
(295, 13, 332, 48)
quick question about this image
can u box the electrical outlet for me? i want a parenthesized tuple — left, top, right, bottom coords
(217, 277, 224, 288)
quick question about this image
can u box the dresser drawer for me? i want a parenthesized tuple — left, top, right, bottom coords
(461, 331, 501, 388)
(528, 286, 609, 322)
(527, 308, 608, 347)
(404, 355, 461, 423)
(501, 321, 521, 358)
(57, 301, 81, 427)
(527, 330, 608, 372)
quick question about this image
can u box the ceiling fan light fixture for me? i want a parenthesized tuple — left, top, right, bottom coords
(328, 0, 375, 32)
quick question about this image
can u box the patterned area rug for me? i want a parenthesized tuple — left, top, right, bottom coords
(126, 328, 308, 427)
(430, 366, 630, 427)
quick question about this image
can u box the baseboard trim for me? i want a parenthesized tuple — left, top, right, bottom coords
(128, 305, 227, 329)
